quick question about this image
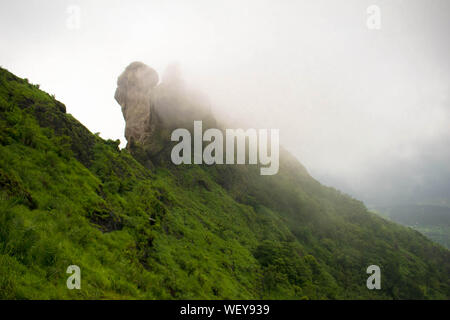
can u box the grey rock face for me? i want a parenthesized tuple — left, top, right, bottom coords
(115, 61, 216, 156)
(114, 62, 159, 147)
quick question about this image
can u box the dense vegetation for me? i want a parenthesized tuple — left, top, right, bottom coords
(0, 67, 449, 299)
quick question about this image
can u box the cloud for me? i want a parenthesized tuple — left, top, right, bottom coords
(0, 0, 449, 207)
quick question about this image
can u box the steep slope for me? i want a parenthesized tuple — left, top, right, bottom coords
(0, 66, 448, 299)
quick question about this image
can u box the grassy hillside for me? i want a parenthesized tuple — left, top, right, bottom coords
(0, 67, 449, 299)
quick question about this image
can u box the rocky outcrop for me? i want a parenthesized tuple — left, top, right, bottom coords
(114, 62, 159, 149)
(114, 61, 216, 159)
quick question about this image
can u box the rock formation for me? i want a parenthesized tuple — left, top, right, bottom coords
(114, 62, 159, 148)
(114, 61, 216, 159)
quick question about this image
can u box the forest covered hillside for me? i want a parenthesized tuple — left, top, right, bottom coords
(0, 66, 449, 299)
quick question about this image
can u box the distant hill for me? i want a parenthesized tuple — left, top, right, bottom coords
(372, 204, 450, 249)
(0, 66, 449, 299)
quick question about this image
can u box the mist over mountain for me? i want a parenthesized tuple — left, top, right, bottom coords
(1, 0, 449, 192)
(318, 135, 450, 208)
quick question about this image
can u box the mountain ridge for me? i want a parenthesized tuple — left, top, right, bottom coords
(0, 66, 448, 299)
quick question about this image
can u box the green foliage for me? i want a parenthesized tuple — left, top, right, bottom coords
(0, 66, 448, 299)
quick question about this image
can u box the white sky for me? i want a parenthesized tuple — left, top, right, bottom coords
(1, 0, 449, 204)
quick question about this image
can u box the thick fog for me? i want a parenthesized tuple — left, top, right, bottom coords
(1, 0, 449, 207)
